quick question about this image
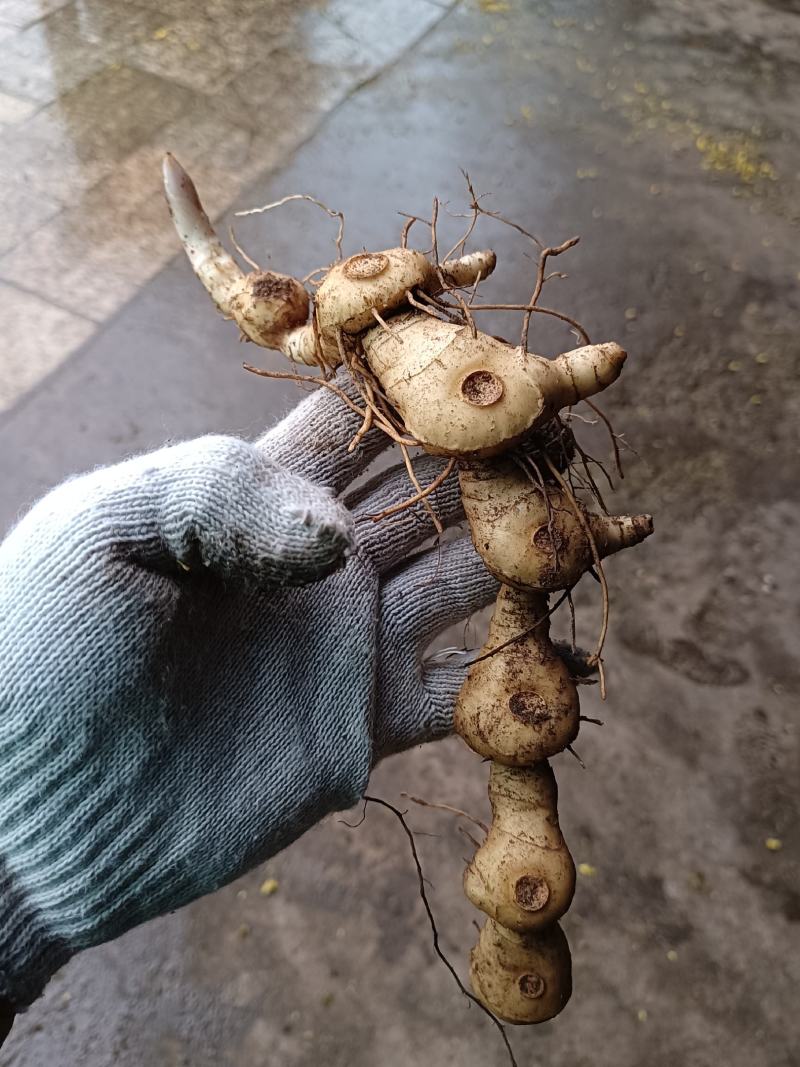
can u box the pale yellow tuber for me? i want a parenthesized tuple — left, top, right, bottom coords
(455, 587, 580, 765)
(314, 248, 496, 364)
(464, 762, 575, 931)
(459, 457, 653, 587)
(162, 157, 657, 1039)
(361, 312, 627, 456)
(470, 919, 572, 1025)
(163, 153, 496, 369)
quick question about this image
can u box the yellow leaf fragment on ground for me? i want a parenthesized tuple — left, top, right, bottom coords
(666, 949, 678, 962)
(765, 837, 783, 851)
(152, 26, 170, 40)
(727, 359, 741, 372)
(260, 877, 280, 895)
(578, 862, 597, 876)
(637, 1008, 648, 1022)
(688, 870, 709, 893)
(624, 306, 638, 320)
(480, 0, 510, 11)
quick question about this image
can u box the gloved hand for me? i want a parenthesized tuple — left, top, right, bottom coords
(0, 373, 497, 1013)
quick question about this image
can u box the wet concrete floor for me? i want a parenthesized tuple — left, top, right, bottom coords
(1, 0, 799, 1064)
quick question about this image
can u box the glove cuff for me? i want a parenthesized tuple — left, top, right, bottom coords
(0, 860, 70, 1008)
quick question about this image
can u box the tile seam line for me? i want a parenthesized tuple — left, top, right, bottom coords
(0, 278, 98, 325)
(0, 0, 463, 431)
(0, 57, 243, 265)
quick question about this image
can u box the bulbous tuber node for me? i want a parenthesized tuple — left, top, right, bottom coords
(470, 918, 572, 1024)
(314, 247, 498, 363)
(230, 270, 311, 349)
(361, 315, 630, 457)
(463, 762, 575, 931)
(315, 248, 437, 362)
(455, 586, 580, 765)
(440, 249, 497, 287)
(459, 458, 653, 589)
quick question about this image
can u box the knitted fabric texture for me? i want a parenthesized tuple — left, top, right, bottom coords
(0, 386, 498, 1008)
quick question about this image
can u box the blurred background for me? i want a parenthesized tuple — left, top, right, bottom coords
(0, 0, 798, 1064)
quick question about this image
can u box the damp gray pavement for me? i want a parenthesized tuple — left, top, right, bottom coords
(1, 0, 799, 1064)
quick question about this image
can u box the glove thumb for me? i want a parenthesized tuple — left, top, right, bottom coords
(104, 435, 354, 586)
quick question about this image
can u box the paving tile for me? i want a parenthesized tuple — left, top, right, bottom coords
(0, 64, 195, 252)
(222, 29, 365, 137)
(0, 99, 262, 321)
(305, 0, 446, 70)
(0, 0, 183, 103)
(0, 0, 72, 29)
(115, 4, 299, 94)
(0, 89, 39, 124)
(0, 181, 62, 258)
(0, 161, 179, 324)
(134, 0, 299, 34)
(0, 0, 454, 411)
(0, 18, 106, 103)
(0, 281, 95, 411)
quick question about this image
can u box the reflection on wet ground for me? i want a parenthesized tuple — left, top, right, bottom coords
(1, 0, 799, 1065)
(0, 0, 451, 409)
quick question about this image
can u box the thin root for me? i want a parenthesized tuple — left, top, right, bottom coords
(471, 588, 572, 664)
(584, 399, 624, 480)
(460, 824, 485, 852)
(372, 307, 405, 343)
(566, 744, 586, 769)
(228, 224, 261, 271)
(399, 442, 443, 535)
(401, 793, 489, 834)
(520, 236, 581, 351)
(370, 458, 456, 524)
(236, 193, 345, 261)
(544, 455, 610, 698)
(363, 795, 519, 1067)
(243, 363, 367, 421)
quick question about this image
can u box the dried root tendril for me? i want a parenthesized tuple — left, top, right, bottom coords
(236, 193, 345, 261)
(400, 793, 489, 835)
(369, 458, 456, 525)
(362, 795, 519, 1067)
(543, 454, 610, 698)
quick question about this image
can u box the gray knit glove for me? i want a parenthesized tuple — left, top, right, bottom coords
(0, 374, 497, 1011)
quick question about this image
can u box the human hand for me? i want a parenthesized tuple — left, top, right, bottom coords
(0, 372, 497, 1013)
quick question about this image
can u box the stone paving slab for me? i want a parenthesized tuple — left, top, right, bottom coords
(0, 0, 453, 411)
